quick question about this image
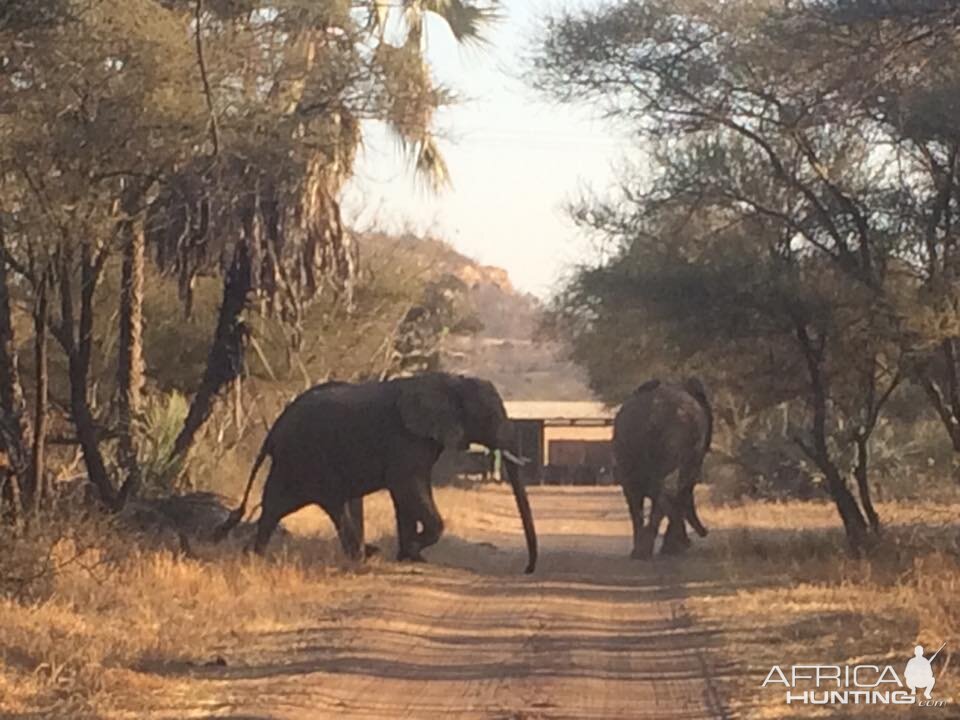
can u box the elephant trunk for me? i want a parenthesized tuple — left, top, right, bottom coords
(500, 447, 538, 574)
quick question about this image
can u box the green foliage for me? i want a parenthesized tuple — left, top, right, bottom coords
(136, 393, 189, 497)
(0, 0, 499, 511)
(389, 273, 479, 376)
(531, 0, 960, 516)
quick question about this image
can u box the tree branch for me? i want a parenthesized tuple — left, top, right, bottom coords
(195, 0, 219, 156)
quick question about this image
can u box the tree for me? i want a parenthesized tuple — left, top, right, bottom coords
(529, 0, 942, 550)
(0, 217, 31, 521)
(835, 2, 960, 472)
(544, 168, 902, 550)
(386, 273, 480, 377)
(1, 0, 501, 513)
(146, 0, 500, 465)
(1, 0, 204, 508)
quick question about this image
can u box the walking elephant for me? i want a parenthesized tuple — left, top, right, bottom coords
(613, 378, 712, 559)
(215, 373, 538, 573)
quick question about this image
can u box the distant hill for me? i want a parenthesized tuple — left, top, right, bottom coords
(362, 232, 595, 401)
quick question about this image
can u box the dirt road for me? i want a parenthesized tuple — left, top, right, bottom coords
(137, 487, 734, 720)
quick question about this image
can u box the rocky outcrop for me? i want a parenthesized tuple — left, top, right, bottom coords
(360, 230, 596, 401)
(456, 263, 512, 291)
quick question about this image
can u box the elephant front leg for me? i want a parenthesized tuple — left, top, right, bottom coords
(392, 483, 444, 563)
(392, 495, 424, 562)
(414, 484, 444, 551)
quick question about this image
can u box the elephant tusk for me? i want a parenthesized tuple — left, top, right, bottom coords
(501, 449, 531, 466)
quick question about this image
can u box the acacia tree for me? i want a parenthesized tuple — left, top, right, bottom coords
(529, 0, 943, 550)
(545, 164, 901, 551)
(836, 2, 960, 471)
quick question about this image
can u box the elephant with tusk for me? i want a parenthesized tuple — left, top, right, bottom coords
(215, 373, 538, 573)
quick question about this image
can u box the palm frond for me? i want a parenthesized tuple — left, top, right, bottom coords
(415, 134, 451, 191)
(375, 41, 435, 142)
(421, 0, 501, 45)
(367, 0, 392, 37)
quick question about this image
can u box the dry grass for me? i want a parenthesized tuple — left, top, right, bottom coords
(684, 497, 960, 718)
(0, 491, 383, 719)
(1, 486, 958, 718)
(0, 487, 501, 719)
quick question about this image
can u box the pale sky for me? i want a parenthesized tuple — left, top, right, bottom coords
(343, 0, 631, 298)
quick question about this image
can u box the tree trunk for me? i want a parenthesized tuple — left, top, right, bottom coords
(853, 434, 880, 534)
(116, 194, 145, 506)
(0, 218, 31, 522)
(921, 341, 960, 481)
(796, 322, 868, 554)
(807, 371, 868, 553)
(30, 276, 49, 515)
(820, 457, 869, 553)
(171, 243, 251, 462)
(54, 242, 116, 506)
(68, 353, 114, 505)
(848, 354, 895, 537)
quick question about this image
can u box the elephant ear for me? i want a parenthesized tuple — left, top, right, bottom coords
(397, 375, 465, 449)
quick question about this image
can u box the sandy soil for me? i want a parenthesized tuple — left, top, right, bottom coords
(120, 487, 734, 720)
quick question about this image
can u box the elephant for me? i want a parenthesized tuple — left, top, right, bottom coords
(215, 373, 538, 573)
(612, 378, 712, 559)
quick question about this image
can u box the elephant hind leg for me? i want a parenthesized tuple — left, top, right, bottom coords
(341, 497, 380, 559)
(327, 502, 363, 561)
(661, 513, 690, 555)
(621, 481, 647, 559)
(636, 491, 663, 560)
(249, 516, 278, 556)
(248, 470, 307, 556)
(661, 469, 700, 555)
(681, 463, 708, 538)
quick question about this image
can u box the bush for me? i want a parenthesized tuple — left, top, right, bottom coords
(136, 391, 189, 497)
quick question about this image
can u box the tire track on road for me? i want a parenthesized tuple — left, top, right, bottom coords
(128, 487, 734, 720)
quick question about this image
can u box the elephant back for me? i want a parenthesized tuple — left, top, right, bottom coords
(613, 380, 710, 476)
(266, 379, 395, 460)
(632, 379, 662, 395)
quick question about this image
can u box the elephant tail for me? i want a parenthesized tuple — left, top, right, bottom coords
(212, 437, 271, 543)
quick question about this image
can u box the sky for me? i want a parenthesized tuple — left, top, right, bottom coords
(342, 0, 631, 298)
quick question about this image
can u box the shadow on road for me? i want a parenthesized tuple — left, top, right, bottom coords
(134, 527, 739, 719)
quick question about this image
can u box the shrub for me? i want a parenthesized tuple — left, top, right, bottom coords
(136, 392, 189, 496)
